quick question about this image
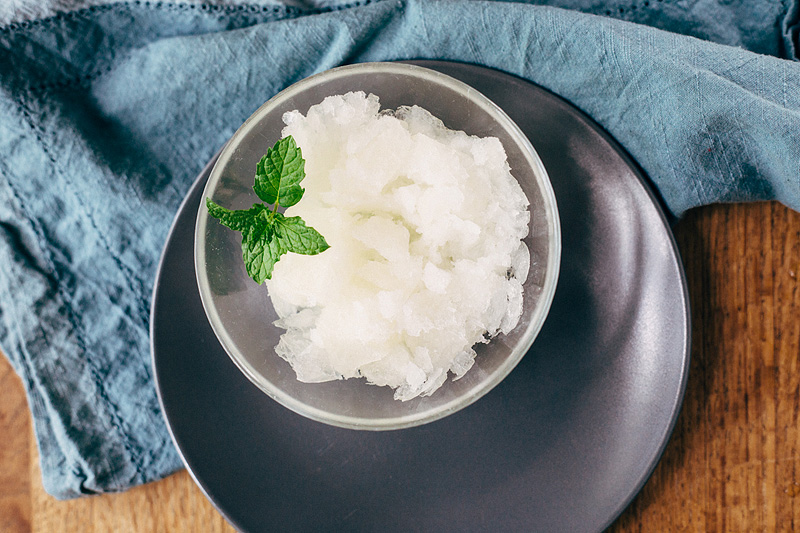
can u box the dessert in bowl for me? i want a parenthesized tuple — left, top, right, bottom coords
(195, 62, 560, 430)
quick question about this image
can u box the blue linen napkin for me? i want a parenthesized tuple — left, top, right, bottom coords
(0, 0, 798, 499)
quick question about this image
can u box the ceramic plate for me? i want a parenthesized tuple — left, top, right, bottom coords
(151, 61, 690, 533)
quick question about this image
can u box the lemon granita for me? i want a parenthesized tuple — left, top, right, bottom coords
(266, 91, 530, 401)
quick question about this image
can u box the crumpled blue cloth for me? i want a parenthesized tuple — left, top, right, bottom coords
(0, 0, 798, 499)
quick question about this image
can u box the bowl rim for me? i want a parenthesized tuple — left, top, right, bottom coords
(194, 61, 561, 430)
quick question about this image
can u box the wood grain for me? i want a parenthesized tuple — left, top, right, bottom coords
(0, 352, 32, 533)
(0, 201, 799, 532)
(610, 202, 800, 532)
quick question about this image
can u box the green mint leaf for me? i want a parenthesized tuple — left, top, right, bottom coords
(242, 222, 282, 285)
(253, 136, 305, 208)
(274, 213, 330, 255)
(206, 199, 268, 232)
(206, 135, 328, 285)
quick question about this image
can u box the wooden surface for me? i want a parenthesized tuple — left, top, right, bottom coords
(1, 201, 799, 532)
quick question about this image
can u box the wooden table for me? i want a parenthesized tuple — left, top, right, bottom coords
(1, 201, 799, 532)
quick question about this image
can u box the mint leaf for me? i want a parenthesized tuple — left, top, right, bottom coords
(206, 199, 267, 232)
(206, 135, 328, 285)
(274, 213, 330, 255)
(253, 136, 305, 208)
(242, 222, 281, 285)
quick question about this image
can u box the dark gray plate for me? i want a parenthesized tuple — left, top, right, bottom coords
(151, 61, 690, 533)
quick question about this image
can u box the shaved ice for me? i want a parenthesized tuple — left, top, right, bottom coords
(266, 91, 530, 401)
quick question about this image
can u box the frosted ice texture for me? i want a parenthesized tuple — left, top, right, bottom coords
(267, 92, 530, 401)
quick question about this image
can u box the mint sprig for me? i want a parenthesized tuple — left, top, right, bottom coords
(206, 135, 329, 284)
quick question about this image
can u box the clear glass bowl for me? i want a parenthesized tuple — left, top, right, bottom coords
(195, 62, 560, 430)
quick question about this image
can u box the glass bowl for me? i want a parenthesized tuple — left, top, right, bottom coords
(194, 62, 560, 430)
